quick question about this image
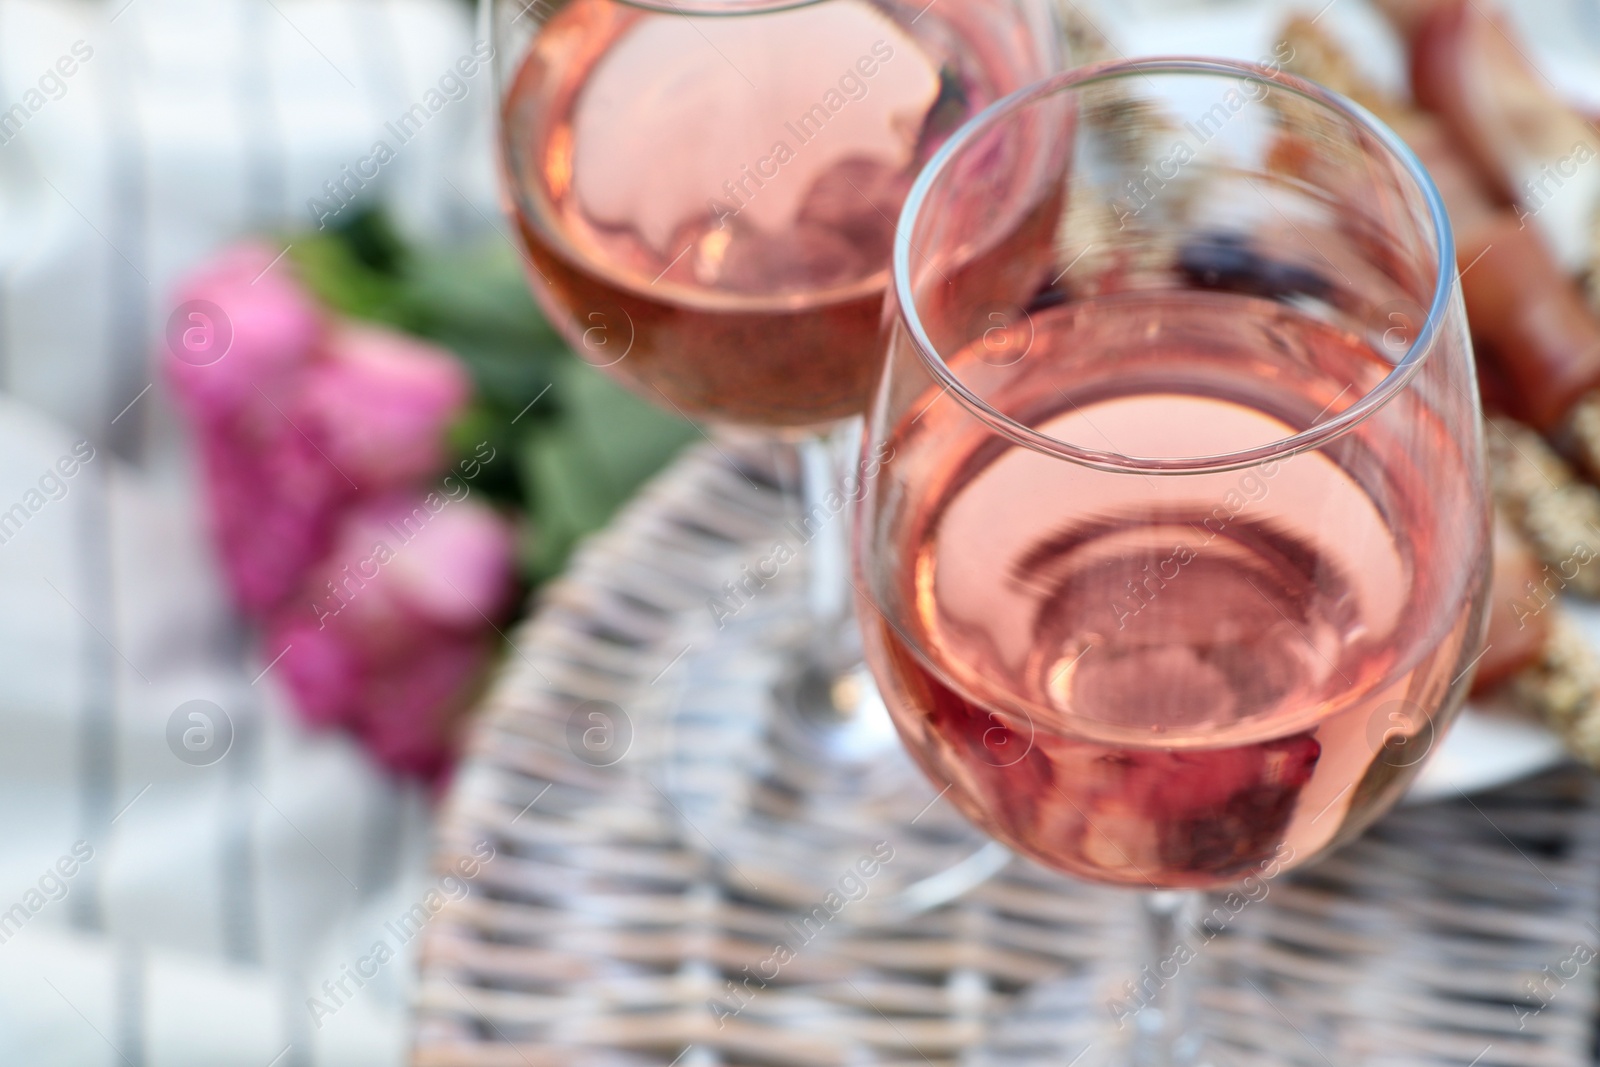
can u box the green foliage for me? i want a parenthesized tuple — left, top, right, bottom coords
(517, 358, 701, 580)
(290, 208, 695, 583)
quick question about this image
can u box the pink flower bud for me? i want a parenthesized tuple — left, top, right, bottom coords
(193, 411, 350, 616)
(165, 242, 323, 417)
(264, 494, 518, 780)
(380, 496, 518, 629)
(300, 324, 472, 491)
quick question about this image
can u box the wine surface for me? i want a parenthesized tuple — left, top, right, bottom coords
(866, 291, 1485, 888)
(501, 0, 1038, 424)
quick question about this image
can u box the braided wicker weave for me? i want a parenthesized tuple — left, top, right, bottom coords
(413, 442, 1600, 1067)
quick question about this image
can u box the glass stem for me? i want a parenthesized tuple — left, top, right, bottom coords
(795, 421, 859, 642)
(1129, 889, 1202, 1067)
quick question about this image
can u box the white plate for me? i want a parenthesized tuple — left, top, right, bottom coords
(1408, 599, 1600, 801)
(1409, 704, 1569, 803)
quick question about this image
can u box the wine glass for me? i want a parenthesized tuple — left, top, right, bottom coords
(486, 0, 1066, 912)
(856, 58, 1490, 1062)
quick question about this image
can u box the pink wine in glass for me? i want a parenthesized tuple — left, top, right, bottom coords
(864, 290, 1486, 889)
(499, 0, 1044, 425)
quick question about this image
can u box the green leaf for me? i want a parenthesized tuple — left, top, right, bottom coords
(518, 360, 696, 580)
(558, 359, 697, 496)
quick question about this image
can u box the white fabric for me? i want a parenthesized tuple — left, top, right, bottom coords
(0, 0, 501, 1063)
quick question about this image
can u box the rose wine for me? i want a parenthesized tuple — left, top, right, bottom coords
(864, 290, 1488, 889)
(500, 0, 1050, 425)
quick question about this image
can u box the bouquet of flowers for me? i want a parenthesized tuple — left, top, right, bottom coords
(163, 211, 694, 782)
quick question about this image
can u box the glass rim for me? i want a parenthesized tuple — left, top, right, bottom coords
(488, 0, 824, 29)
(602, 0, 823, 15)
(890, 56, 1458, 476)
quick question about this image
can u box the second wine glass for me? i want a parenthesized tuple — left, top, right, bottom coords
(488, 0, 1066, 912)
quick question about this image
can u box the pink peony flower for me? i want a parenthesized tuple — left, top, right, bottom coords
(165, 242, 323, 418)
(264, 493, 518, 781)
(166, 242, 513, 781)
(299, 325, 472, 492)
(350, 633, 493, 781)
(165, 245, 347, 614)
(193, 413, 351, 616)
(374, 494, 520, 628)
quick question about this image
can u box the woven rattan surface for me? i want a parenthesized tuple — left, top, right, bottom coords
(413, 442, 1600, 1067)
